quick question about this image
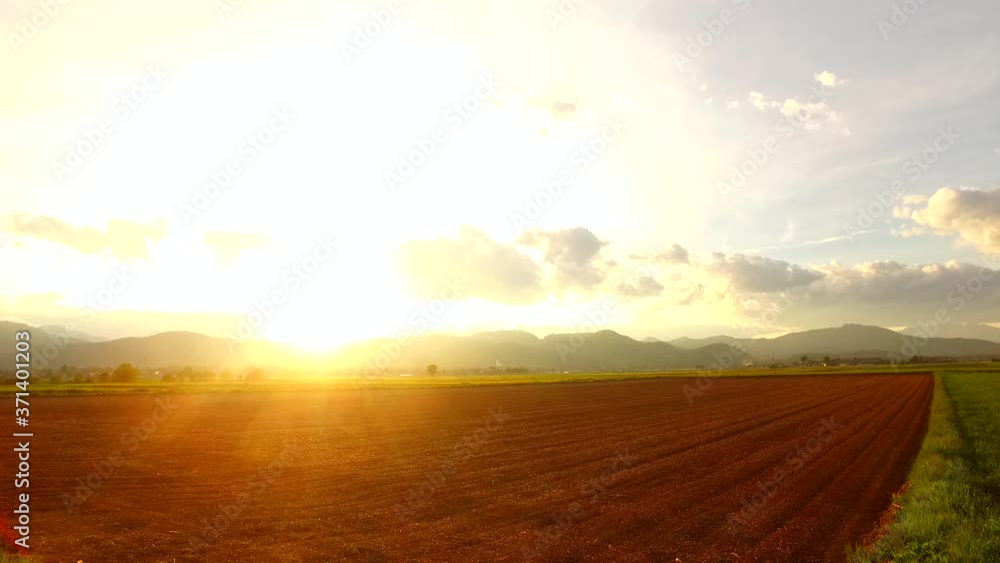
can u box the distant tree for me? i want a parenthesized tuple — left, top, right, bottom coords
(426, 364, 438, 376)
(177, 366, 194, 382)
(162, 372, 177, 383)
(800, 355, 809, 365)
(243, 367, 266, 382)
(823, 355, 831, 365)
(111, 363, 140, 383)
(96, 370, 112, 383)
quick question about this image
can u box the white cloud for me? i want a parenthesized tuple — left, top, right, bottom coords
(203, 232, 271, 266)
(518, 227, 613, 290)
(618, 275, 664, 298)
(746, 90, 846, 134)
(814, 70, 846, 88)
(398, 227, 545, 305)
(1, 214, 166, 260)
(707, 253, 824, 293)
(894, 187, 1000, 254)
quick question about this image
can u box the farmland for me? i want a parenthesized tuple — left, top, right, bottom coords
(2, 374, 931, 561)
(853, 370, 1000, 561)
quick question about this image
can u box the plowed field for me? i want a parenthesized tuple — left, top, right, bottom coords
(1, 374, 932, 562)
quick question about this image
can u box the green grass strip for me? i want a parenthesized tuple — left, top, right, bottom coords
(850, 371, 1000, 561)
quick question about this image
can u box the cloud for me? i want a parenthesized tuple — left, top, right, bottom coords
(628, 244, 689, 265)
(399, 226, 614, 303)
(518, 227, 613, 289)
(814, 70, 846, 88)
(657, 243, 689, 264)
(746, 90, 847, 134)
(677, 283, 706, 306)
(894, 187, 1000, 254)
(398, 227, 545, 304)
(1, 214, 166, 260)
(777, 259, 1000, 327)
(618, 275, 664, 298)
(779, 219, 796, 242)
(203, 232, 271, 265)
(708, 253, 824, 293)
(550, 100, 578, 118)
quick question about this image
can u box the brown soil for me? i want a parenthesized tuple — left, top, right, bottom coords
(1, 374, 932, 562)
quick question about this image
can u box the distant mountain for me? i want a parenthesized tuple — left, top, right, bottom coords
(668, 324, 1000, 362)
(467, 330, 544, 347)
(669, 335, 744, 349)
(333, 329, 737, 372)
(3, 321, 1000, 372)
(0, 322, 289, 370)
(0, 321, 78, 357)
(901, 323, 1000, 343)
(38, 325, 108, 343)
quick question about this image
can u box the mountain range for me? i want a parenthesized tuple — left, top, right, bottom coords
(3, 320, 1000, 372)
(668, 324, 1000, 361)
(899, 322, 1000, 343)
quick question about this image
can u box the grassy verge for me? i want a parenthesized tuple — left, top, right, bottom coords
(850, 371, 1000, 561)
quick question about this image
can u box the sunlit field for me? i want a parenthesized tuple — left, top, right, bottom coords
(4, 374, 933, 561)
(852, 370, 1000, 561)
(5, 0, 1000, 560)
(20, 362, 997, 396)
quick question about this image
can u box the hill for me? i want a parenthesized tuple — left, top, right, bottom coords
(668, 324, 1000, 362)
(901, 323, 1000, 343)
(4, 321, 1000, 372)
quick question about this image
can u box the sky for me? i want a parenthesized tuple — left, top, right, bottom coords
(2, 0, 1000, 349)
